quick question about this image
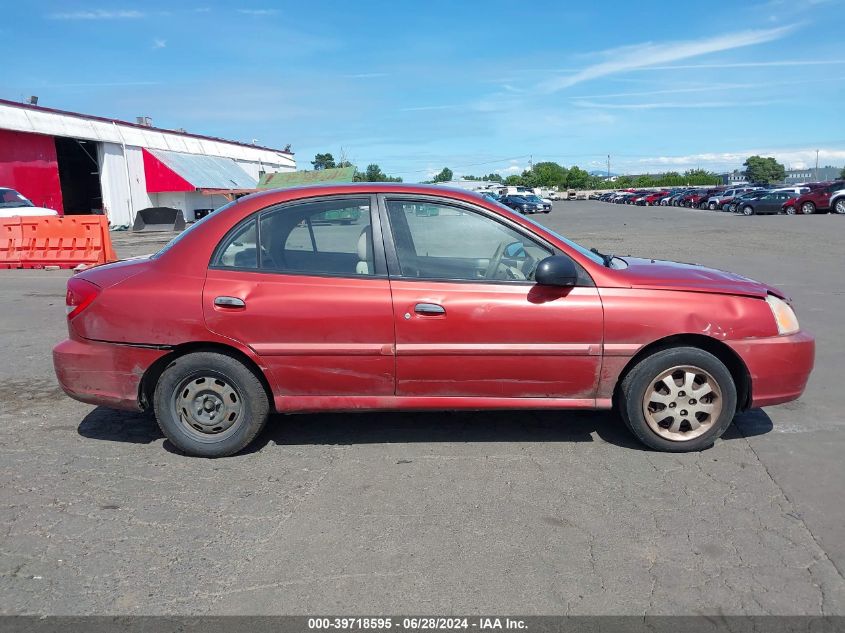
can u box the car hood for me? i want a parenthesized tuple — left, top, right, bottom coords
(614, 257, 783, 298)
(0, 206, 59, 217)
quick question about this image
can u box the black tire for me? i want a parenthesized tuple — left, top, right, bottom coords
(785, 206, 796, 216)
(619, 347, 737, 452)
(834, 199, 845, 215)
(801, 201, 816, 215)
(742, 205, 754, 216)
(153, 351, 270, 457)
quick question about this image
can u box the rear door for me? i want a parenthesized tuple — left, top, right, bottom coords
(379, 195, 603, 400)
(203, 195, 395, 398)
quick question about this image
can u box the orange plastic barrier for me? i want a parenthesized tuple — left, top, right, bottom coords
(0, 216, 117, 269)
(0, 219, 23, 269)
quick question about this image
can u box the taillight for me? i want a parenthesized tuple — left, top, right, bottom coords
(66, 278, 101, 319)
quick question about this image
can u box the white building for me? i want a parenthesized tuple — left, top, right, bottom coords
(0, 98, 295, 226)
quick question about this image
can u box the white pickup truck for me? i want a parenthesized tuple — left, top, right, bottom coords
(0, 188, 59, 218)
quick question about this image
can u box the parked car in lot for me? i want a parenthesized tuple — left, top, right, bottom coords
(705, 187, 758, 211)
(499, 195, 547, 214)
(737, 191, 794, 215)
(727, 190, 769, 213)
(789, 181, 845, 214)
(0, 187, 59, 218)
(522, 194, 552, 213)
(829, 185, 845, 214)
(54, 183, 814, 457)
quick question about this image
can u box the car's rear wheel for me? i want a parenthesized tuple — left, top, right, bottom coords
(802, 201, 816, 214)
(619, 347, 737, 452)
(154, 352, 270, 457)
(742, 205, 754, 216)
(835, 199, 845, 214)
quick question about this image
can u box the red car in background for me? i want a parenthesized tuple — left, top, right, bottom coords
(790, 181, 845, 214)
(53, 184, 814, 457)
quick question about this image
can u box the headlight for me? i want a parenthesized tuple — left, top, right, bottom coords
(765, 294, 799, 335)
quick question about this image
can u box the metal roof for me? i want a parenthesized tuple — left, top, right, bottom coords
(0, 99, 296, 169)
(148, 149, 257, 189)
(258, 166, 356, 188)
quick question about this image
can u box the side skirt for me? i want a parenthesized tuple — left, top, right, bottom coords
(274, 395, 613, 413)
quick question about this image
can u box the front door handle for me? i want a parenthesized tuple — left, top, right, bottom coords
(414, 302, 445, 316)
(214, 296, 246, 308)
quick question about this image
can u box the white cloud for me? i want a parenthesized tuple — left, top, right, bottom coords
(345, 72, 389, 79)
(538, 25, 794, 92)
(634, 147, 845, 170)
(573, 99, 781, 110)
(237, 8, 279, 15)
(152, 38, 166, 50)
(631, 59, 845, 71)
(48, 9, 144, 20)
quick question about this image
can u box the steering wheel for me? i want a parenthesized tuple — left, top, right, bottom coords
(484, 241, 508, 280)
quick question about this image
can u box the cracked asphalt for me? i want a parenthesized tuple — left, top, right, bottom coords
(1, 200, 843, 615)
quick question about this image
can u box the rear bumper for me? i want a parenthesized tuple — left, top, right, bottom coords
(727, 330, 815, 408)
(53, 338, 169, 411)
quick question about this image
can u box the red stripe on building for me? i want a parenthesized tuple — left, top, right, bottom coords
(142, 148, 194, 193)
(0, 129, 64, 214)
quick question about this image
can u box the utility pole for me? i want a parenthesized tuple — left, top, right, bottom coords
(815, 149, 820, 181)
(607, 154, 611, 179)
(528, 155, 533, 171)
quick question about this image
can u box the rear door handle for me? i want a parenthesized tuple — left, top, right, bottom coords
(214, 296, 246, 308)
(414, 302, 445, 316)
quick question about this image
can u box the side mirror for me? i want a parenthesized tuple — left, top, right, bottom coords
(535, 256, 578, 287)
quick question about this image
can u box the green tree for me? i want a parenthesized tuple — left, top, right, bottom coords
(743, 155, 786, 185)
(531, 161, 569, 189)
(840, 167, 845, 179)
(432, 167, 453, 183)
(635, 174, 655, 187)
(354, 164, 402, 182)
(503, 174, 523, 186)
(683, 169, 721, 185)
(565, 166, 590, 190)
(311, 153, 336, 170)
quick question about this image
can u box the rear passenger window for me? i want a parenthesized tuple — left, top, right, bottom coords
(260, 198, 374, 276)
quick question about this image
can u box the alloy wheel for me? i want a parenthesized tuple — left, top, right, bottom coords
(642, 365, 723, 441)
(802, 202, 815, 214)
(835, 199, 845, 214)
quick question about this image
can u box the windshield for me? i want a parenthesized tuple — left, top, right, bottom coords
(0, 189, 34, 208)
(496, 205, 605, 266)
(525, 195, 543, 203)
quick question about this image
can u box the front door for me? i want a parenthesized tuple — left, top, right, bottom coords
(203, 196, 395, 398)
(380, 196, 604, 400)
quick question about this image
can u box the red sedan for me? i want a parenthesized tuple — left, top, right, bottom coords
(53, 184, 814, 456)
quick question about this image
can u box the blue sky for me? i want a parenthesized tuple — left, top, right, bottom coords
(2, 0, 844, 180)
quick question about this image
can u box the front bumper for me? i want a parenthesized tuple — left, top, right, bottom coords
(53, 338, 169, 411)
(726, 330, 815, 408)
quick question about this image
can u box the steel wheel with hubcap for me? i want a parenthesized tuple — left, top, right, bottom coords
(619, 346, 737, 452)
(642, 366, 722, 441)
(173, 373, 243, 441)
(742, 205, 754, 216)
(154, 351, 270, 457)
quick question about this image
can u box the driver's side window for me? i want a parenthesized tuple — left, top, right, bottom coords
(385, 199, 551, 282)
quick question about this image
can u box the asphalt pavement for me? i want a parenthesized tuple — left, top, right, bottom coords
(1, 201, 843, 615)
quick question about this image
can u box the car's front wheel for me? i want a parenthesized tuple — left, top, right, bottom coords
(785, 205, 796, 215)
(802, 201, 816, 215)
(619, 347, 737, 452)
(154, 351, 270, 457)
(835, 199, 845, 214)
